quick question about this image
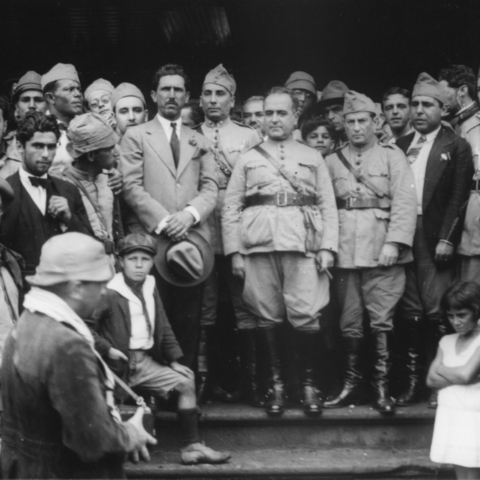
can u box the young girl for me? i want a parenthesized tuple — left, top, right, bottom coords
(427, 281, 480, 480)
(301, 117, 336, 157)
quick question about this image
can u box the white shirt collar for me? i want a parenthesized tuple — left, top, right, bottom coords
(413, 125, 441, 144)
(19, 167, 48, 180)
(157, 113, 182, 139)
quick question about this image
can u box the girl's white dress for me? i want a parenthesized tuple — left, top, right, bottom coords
(430, 333, 480, 467)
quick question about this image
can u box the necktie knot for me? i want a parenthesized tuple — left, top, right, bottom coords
(29, 176, 49, 189)
(171, 122, 177, 129)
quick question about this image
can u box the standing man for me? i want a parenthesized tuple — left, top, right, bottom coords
(111, 83, 148, 137)
(120, 64, 218, 370)
(41, 63, 84, 174)
(242, 96, 265, 138)
(395, 73, 472, 407)
(0, 112, 92, 279)
(198, 64, 262, 404)
(1, 232, 156, 479)
(317, 80, 350, 147)
(438, 65, 480, 281)
(324, 91, 417, 415)
(222, 86, 338, 416)
(381, 87, 413, 143)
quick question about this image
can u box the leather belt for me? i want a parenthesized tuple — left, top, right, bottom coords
(337, 197, 391, 210)
(245, 192, 316, 208)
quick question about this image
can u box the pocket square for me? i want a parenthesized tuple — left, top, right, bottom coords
(440, 152, 451, 161)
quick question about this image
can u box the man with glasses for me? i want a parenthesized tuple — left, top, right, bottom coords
(285, 71, 317, 116)
(84, 78, 116, 129)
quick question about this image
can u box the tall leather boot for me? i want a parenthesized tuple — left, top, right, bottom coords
(371, 332, 395, 415)
(427, 321, 448, 409)
(295, 330, 322, 416)
(238, 329, 264, 407)
(324, 336, 366, 408)
(396, 316, 424, 406)
(261, 327, 285, 417)
(196, 327, 236, 404)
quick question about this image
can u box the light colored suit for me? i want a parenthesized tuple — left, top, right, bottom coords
(119, 116, 218, 238)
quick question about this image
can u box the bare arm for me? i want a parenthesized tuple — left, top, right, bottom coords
(426, 347, 453, 390)
(437, 345, 480, 385)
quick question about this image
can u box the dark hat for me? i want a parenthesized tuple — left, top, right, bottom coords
(118, 233, 156, 257)
(154, 230, 214, 287)
(317, 80, 349, 108)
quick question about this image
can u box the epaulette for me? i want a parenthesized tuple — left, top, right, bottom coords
(232, 120, 256, 130)
(295, 138, 317, 150)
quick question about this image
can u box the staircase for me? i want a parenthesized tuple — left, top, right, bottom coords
(123, 402, 453, 479)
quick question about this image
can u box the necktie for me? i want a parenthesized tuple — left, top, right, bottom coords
(124, 274, 152, 338)
(170, 122, 180, 168)
(29, 176, 49, 189)
(406, 135, 427, 164)
(57, 122, 68, 132)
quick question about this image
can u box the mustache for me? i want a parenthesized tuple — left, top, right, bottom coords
(166, 99, 178, 106)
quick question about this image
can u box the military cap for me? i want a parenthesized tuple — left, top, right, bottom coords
(84, 78, 114, 103)
(27, 232, 114, 287)
(41, 63, 80, 90)
(285, 71, 317, 97)
(412, 72, 447, 104)
(317, 80, 349, 108)
(13, 71, 43, 101)
(203, 64, 236, 96)
(66, 112, 119, 158)
(111, 82, 146, 109)
(343, 91, 376, 116)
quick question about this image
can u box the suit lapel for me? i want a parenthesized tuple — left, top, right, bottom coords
(144, 117, 176, 177)
(423, 128, 453, 210)
(176, 125, 196, 179)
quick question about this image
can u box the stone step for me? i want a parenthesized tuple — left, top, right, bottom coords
(149, 402, 436, 451)
(125, 447, 451, 479)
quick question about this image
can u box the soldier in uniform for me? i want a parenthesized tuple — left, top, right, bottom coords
(438, 65, 480, 281)
(222, 86, 338, 416)
(198, 64, 263, 405)
(323, 91, 417, 415)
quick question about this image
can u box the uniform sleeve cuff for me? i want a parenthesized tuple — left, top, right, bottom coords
(184, 206, 200, 225)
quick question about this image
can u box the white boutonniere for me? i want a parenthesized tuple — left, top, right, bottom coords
(188, 137, 197, 147)
(440, 152, 451, 161)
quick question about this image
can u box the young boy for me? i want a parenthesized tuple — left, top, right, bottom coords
(90, 233, 230, 465)
(301, 117, 336, 156)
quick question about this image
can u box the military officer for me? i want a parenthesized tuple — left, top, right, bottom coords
(222, 86, 338, 417)
(323, 91, 417, 415)
(198, 64, 263, 405)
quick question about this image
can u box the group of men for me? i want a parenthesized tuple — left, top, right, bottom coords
(0, 59, 479, 477)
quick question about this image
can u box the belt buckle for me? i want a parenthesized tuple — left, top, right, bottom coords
(276, 191, 288, 207)
(346, 197, 355, 210)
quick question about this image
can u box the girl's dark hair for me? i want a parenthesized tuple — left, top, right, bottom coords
(440, 281, 480, 319)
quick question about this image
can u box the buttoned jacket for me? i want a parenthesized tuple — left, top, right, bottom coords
(396, 126, 473, 260)
(222, 138, 338, 257)
(199, 117, 261, 253)
(119, 117, 218, 239)
(326, 140, 417, 268)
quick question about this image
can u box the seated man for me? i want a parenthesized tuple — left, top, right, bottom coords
(90, 233, 230, 466)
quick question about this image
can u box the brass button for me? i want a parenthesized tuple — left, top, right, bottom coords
(356, 161, 361, 166)
(356, 186, 361, 191)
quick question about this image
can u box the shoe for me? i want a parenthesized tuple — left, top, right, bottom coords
(427, 390, 438, 409)
(396, 316, 424, 406)
(324, 337, 366, 409)
(261, 327, 285, 417)
(371, 332, 395, 416)
(180, 442, 231, 465)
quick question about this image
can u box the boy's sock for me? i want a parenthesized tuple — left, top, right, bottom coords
(177, 408, 201, 447)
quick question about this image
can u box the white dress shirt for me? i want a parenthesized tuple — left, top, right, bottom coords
(19, 167, 48, 215)
(154, 113, 200, 234)
(409, 126, 441, 215)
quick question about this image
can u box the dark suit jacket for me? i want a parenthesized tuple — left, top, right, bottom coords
(396, 126, 473, 259)
(1, 312, 133, 479)
(0, 172, 93, 274)
(89, 280, 183, 391)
